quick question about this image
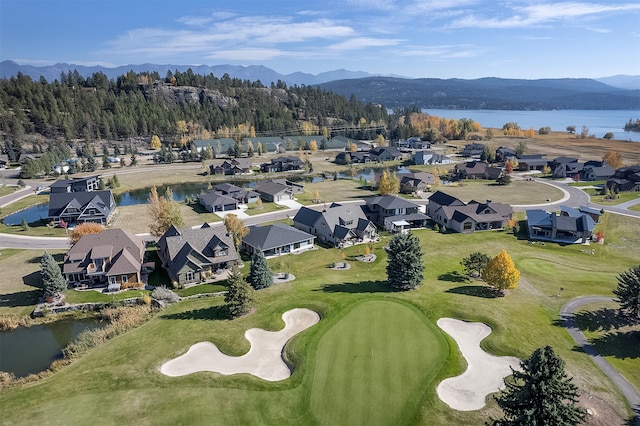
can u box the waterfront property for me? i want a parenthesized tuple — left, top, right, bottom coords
(198, 191, 240, 212)
(254, 179, 303, 202)
(48, 190, 116, 226)
(157, 223, 238, 285)
(49, 175, 101, 193)
(241, 223, 315, 257)
(63, 228, 145, 290)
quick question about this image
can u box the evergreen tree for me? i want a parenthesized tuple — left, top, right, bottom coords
(613, 264, 640, 320)
(40, 251, 66, 298)
(493, 346, 587, 426)
(385, 233, 424, 290)
(461, 252, 491, 278)
(248, 250, 273, 289)
(224, 264, 254, 317)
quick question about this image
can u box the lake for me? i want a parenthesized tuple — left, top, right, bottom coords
(422, 109, 640, 142)
(0, 318, 104, 378)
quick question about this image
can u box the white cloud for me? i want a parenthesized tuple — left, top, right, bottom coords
(327, 37, 403, 51)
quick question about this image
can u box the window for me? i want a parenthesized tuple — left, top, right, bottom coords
(464, 222, 473, 230)
(185, 271, 195, 282)
(121, 275, 128, 283)
(109, 276, 116, 285)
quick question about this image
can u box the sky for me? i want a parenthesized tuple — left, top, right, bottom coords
(1, 0, 639, 79)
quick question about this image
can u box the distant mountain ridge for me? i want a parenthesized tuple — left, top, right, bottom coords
(1, 60, 638, 110)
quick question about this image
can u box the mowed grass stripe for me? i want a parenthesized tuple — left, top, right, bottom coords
(310, 300, 446, 425)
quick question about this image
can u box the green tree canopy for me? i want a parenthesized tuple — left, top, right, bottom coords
(224, 264, 254, 317)
(613, 264, 640, 320)
(40, 251, 66, 299)
(248, 250, 273, 290)
(385, 233, 424, 290)
(493, 346, 586, 425)
(460, 252, 490, 278)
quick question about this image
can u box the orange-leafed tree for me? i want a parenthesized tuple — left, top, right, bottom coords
(224, 214, 249, 248)
(603, 150, 623, 169)
(69, 222, 105, 245)
(482, 249, 520, 293)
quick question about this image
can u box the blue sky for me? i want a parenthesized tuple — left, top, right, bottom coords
(1, 0, 639, 79)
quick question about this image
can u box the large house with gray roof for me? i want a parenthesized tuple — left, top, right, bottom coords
(427, 190, 513, 233)
(526, 206, 596, 244)
(48, 190, 116, 226)
(293, 203, 378, 247)
(63, 229, 145, 290)
(241, 223, 315, 257)
(157, 223, 239, 285)
(363, 195, 428, 234)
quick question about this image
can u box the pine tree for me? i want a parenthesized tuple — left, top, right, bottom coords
(461, 252, 490, 278)
(224, 264, 254, 317)
(482, 249, 520, 293)
(385, 233, 424, 290)
(40, 251, 66, 299)
(248, 250, 273, 290)
(493, 346, 587, 425)
(613, 264, 640, 320)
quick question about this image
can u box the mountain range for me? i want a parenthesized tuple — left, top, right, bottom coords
(1, 60, 638, 110)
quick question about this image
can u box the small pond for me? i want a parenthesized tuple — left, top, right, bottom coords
(0, 318, 104, 378)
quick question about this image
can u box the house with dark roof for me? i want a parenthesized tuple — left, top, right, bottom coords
(606, 166, 640, 192)
(259, 156, 304, 173)
(254, 179, 303, 202)
(63, 229, 145, 290)
(198, 191, 239, 212)
(48, 190, 116, 226)
(397, 137, 431, 150)
(550, 156, 582, 179)
(157, 223, 239, 285)
(398, 172, 437, 194)
(213, 183, 259, 204)
(335, 151, 371, 165)
(496, 147, 517, 162)
(50, 175, 101, 193)
(209, 158, 253, 175)
(516, 154, 549, 171)
(293, 203, 378, 247)
(363, 195, 428, 233)
(427, 191, 513, 233)
(455, 161, 502, 180)
(526, 207, 595, 244)
(369, 147, 404, 162)
(461, 143, 485, 158)
(410, 150, 453, 165)
(241, 223, 315, 257)
(580, 164, 615, 181)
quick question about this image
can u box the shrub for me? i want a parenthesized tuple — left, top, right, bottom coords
(151, 286, 180, 303)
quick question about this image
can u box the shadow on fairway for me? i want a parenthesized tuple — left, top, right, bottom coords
(438, 271, 469, 283)
(573, 307, 637, 332)
(0, 290, 41, 308)
(572, 330, 640, 359)
(318, 280, 393, 293)
(445, 285, 503, 299)
(161, 305, 228, 321)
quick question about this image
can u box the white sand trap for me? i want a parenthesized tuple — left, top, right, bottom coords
(436, 318, 521, 411)
(160, 308, 320, 381)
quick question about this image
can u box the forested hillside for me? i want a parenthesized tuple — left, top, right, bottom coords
(0, 69, 388, 153)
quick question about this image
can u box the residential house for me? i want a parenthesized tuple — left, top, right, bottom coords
(209, 158, 253, 175)
(199, 190, 240, 212)
(551, 156, 582, 179)
(48, 190, 116, 226)
(253, 179, 304, 202)
(561, 205, 603, 224)
(496, 146, 517, 162)
(455, 161, 502, 180)
(335, 151, 371, 165)
(293, 203, 378, 247)
(580, 164, 615, 181)
(461, 143, 485, 158)
(260, 156, 305, 173)
(213, 183, 260, 204)
(157, 223, 239, 285)
(363, 195, 429, 233)
(517, 154, 549, 171)
(526, 207, 595, 244)
(606, 166, 640, 192)
(63, 229, 145, 290)
(398, 172, 437, 195)
(0, 154, 9, 168)
(427, 191, 513, 233)
(369, 147, 404, 162)
(410, 150, 452, 165)
(49, 175, 101, 193)
(397, 137, 431, 150)
(241, 223, 315, 257)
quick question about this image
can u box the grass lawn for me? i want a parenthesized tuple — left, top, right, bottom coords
(582, 189, 640, 206)
(630, 203, 640, 212)
(1, 212, 638, 424)
(435, 179, 564, 204)
(0, 185, 19, 197)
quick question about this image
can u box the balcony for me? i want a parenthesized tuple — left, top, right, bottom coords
(86, 263, 105, 276)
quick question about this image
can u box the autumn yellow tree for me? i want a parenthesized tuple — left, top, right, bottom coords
(69, 222, 105, 245)
(603, 150, 623, 169)
(376, 134, 388, 147)
(147, 186, 184, 237)
(309, 140, 318, 153)
(378, 170, 400, 195)
(224, 214, 249, 248)
(150, 135, 162, 149)
(482, 249, 520, 293)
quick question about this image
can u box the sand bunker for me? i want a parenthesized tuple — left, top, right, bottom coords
(160, 308, 320, 381)
(436, 318, 521, 411)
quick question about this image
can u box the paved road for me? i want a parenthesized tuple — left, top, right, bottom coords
(560, 296, 640, 425)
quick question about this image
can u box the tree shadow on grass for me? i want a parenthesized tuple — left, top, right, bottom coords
(572, 330, 640, 359)
(161, 305, 228, 321)
(438, 271, 469, 283)
(0, 290, 41, 308)
(317, 280, 393, 294)
(573, 308, 637, 332)
(445, 285, 504, 299)
(22, 271, 43, 288)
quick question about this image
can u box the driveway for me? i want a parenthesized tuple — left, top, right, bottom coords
(560, 296, 640, 425)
